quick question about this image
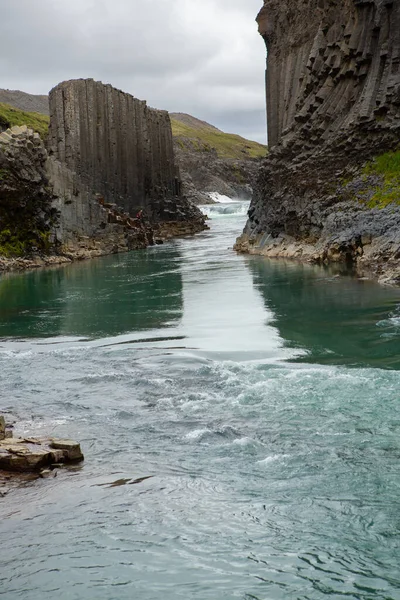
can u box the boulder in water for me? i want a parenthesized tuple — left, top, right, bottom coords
(0, 419, 84, 472)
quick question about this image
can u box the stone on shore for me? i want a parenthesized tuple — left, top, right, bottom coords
(49, 439, 83, 461)
(0, 435, 84, 472)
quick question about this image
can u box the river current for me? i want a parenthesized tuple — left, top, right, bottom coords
(1, 201, 400, 600)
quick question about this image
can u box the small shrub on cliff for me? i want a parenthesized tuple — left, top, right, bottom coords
(0, 224, 54, 258)
(365, 150, 400, 177)
(0, 229, 25, 257)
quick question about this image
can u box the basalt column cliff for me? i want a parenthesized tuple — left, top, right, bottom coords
(236, 0, 400, 284)
(47, 79, 205, 249)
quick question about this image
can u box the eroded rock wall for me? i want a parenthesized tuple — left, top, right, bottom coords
(258, 0, 400, 149)
(48, 79, 201, 225)
(238, 0, 400, 284)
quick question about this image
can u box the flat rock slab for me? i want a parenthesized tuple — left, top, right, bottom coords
(0, 437, 84, 472)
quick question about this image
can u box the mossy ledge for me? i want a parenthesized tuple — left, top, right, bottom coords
(362, 150, 400, 209)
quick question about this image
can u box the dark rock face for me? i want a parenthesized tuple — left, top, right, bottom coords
(0, 125, 57, 256)
(238, 0, 400, 284)
(48, 79, 203, 225)
(258, 0, 400, 149)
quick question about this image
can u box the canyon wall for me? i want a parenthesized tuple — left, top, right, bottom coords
(0, 125, 56, 258)
(237, 0, 400, 284)
(46, 79, 204, 249)
(0, 79, 206, 268)
(258, 0, 400, 149)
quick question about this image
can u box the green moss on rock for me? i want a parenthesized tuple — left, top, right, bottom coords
(0, 126, 57, 258)
(363, 150, 400, 208)
(0, 227, 53, 258)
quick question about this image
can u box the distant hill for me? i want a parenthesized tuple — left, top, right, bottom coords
(0, 90, 49, 116)
(170, 112, 266, 160)
(170, 113, 221, 132)
(170, 113, 267, 204)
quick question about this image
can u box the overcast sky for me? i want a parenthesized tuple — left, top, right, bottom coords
(0, 0, 267, 142)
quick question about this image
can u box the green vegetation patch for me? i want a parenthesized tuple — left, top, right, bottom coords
(0, 102, 49, 139)
(363, 150, 400, 208)
(171, 118, 267, 160)
(0, 227, 52, 258)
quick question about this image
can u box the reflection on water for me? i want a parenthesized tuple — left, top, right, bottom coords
(0, 247, 183, 338)
(248, 258, 400, 369)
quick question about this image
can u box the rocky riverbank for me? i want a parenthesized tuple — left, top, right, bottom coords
(0, 217, 208, 274)
(236, 143, 400, 285)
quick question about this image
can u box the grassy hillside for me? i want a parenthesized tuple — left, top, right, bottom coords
(170, 114, 267, 160)
(170, 113, 221, 132)
(0, 89, 49, 116)
(0, 102, 49, 138)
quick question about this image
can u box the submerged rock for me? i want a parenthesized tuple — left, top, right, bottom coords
(0, 416, 12, 441)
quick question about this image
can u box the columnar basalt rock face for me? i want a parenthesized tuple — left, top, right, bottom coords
(258, 0, 400, 149)
(0, 80, 205, 269)
(238, 0, 400, 284)
(47, 156, 152, 252)
(48, 79, 203, 226)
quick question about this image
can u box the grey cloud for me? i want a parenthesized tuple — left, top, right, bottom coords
(1, 0, 267, 142)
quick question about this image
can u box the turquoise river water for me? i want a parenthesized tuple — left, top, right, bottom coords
(0, 201, 400, 600)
